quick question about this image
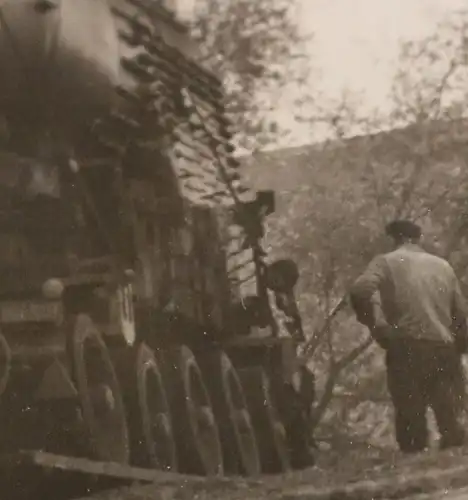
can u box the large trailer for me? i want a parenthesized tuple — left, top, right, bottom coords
(0, 0, 313, 492)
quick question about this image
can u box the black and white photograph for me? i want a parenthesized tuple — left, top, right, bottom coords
(0, 1, 467, 499)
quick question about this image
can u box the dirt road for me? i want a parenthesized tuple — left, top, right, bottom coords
(80, 446, 468, 500)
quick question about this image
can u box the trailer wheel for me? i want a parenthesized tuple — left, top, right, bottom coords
(0, 334, 13, 451)
(114, 343, 177, 471)
(0, 333, 11, 397)
(200, 351, 261, 476)
(238, 367, 290, 474)
(162, 345, 223, 476)
(70, 314, 129, 464)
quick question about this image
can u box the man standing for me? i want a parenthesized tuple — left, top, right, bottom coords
(349, 220, 468, 453)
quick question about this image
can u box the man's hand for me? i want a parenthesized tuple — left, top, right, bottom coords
(371, 322, 392, 350)
(450, 274, 468, 354)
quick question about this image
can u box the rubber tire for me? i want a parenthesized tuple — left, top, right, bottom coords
(161, 345, 224, 476)
(238, 367, 291, 474)
(199, 350, 261, 476)
(0, 333, 11, 397)
(69, 314, 130, 464)
(113, 343, 178, 471)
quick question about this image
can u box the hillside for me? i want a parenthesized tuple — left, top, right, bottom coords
(242, 118, 468, 206)
(240, 118, 468, 277)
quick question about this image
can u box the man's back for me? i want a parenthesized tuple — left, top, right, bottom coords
(350, 221, 468, 454)
(351, 244, 466, 344)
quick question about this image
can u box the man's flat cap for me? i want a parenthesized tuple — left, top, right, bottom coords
(385, 219, 422, 239)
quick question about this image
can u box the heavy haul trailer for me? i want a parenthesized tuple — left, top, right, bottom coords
(0, 0, 313, 487)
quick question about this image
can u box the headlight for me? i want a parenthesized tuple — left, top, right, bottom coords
(42, 278, 65, 300)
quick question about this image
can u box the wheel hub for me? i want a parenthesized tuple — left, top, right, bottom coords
(90, 384, 116, 416)
(196, 406, 215, 431)
(234, 409, 252, 434)
(273, 420, 287, 439)
(152, 412, 172, 438)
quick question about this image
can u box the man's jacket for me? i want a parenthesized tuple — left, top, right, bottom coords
(350, 244, 468, 346)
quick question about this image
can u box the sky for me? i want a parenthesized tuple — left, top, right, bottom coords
(275, 0, 467, 146)
(177, 0, 467, 148)
(300, 0, 466, 107)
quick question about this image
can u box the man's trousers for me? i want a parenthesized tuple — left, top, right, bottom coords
(385, 339, 466, 453)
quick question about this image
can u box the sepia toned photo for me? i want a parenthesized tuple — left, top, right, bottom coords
(0, 1, 467, 499)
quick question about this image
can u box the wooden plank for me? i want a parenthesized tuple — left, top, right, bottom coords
(223, 336, 291, 348)
(173, 143, 220, 182)
(173, 126, 218, 163)
(0, 450, 199, 483)
(175, 158, 220, 190)
(227, 256, 255, 276)
(0, 450, 257, 500)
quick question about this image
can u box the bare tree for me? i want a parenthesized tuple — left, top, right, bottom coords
(192, 0, 313, 152)
(266, 10, 468, 437)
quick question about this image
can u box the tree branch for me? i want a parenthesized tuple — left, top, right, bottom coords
(310, 336, 374, 429)
(298, 295, 348, 361)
